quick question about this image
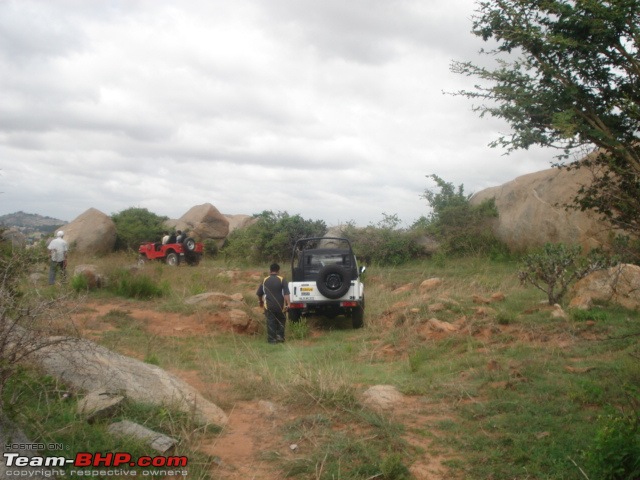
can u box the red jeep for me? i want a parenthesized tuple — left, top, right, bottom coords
(138, 237, 204, 266)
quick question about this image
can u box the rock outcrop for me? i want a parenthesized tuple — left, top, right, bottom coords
(471, 166, 613, 251)
(34, 338, 228, 426)
(60, 208, 117, 254)
(1, 228, 27, 248)
(225, 214, 257, 234)
(168, 203, 229, 245)
(570, 263, 640, 310)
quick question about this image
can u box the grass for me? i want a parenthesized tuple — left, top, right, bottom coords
(6, 253, 640, 479)
(3, 369, 218, 479)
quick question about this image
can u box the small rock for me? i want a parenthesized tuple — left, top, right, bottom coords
(362, 385, 403, 410)
(427, 318, 458, 332)
(77, 391, 125, 423)
(419, 278, 442, 291)
(472, 295, 491, 304)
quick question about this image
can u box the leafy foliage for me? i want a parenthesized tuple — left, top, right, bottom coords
(518, 243, 615, 304)
(583, 413, 640, 480)
(222, 211, 326, 263)
(0, 248, 79, 397)
(107, 268, 167, 299)
(342, 214, 422, 266)
(203, 239, 219, 257)
(111, 207, 168, 251)
(609, 233, 640, 266)
(451, 0, 640, 237)
(417, 174, 504, 256)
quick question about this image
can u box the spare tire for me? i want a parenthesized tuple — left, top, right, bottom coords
(183, 237, 197, 252)
(316, 264, 351, 299)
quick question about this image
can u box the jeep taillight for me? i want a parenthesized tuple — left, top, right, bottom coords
(340, 301, 358, 307)
(289, 303, 305, 309)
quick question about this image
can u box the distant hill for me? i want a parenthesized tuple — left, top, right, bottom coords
(0, 211, 67, 236)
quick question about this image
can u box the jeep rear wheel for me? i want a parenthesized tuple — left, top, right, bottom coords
(183, 237, 197, 252)
(165, 252, 180, 266)
(316, 265, 351, 299)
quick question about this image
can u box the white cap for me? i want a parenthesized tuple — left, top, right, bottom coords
(57, 231, 64, 237)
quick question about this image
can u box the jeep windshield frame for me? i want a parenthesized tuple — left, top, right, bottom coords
(291, 237, 357, 282)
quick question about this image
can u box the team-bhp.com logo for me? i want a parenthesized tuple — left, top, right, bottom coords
(3, 451, 189, 476)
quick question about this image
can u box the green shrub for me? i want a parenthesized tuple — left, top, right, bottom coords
(518, 243, 615, 305)
(111, 207, 168, 251)
(203, 239, 219, 257)
(583, 414, 640, 480)
(287, 317, 311, 340)
(379, 452, 412, 480)
(496, 310, 516, 325)
(107, 268, 166, 299)
(417, 174, 505, 256)
(570, 308, 610, 322)
(222, 210, 326, 263)
(70, 274, 90, 292)
(342, 214, 422, 266)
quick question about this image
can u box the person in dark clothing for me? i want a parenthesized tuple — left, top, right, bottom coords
(256, 263, 290, 344)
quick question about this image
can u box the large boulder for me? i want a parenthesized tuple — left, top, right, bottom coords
(60, 208, 117, 254)
(1, 414, 54, 479)
(470, 166, 614, 252)
(569, 263, 640, 310)
(34, 337, 228, 426)
(225, 214, 257, 235)
(168, 203, 229, 244)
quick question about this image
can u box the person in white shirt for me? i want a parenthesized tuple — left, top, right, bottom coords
(48, 230, 69, 285)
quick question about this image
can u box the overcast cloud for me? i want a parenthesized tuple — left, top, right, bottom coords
(0, 0, 553, 226)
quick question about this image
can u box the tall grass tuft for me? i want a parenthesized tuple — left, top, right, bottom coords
(108, 268, 167, 299)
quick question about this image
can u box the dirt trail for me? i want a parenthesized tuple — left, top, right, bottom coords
(73, 299, 452, 479)
(203, 401, 288, 480)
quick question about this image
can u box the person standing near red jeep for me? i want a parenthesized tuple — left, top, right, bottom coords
(47, 230, 68, 285)
(256, 263, 290, 344)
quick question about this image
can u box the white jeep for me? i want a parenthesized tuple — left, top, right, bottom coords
(288, 237, 365, 328)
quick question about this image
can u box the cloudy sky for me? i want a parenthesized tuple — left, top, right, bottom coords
(0, 0, 554, 227)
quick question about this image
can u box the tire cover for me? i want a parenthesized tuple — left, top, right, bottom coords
(316, 264, 351, 299)
(183, 237, 196, 252)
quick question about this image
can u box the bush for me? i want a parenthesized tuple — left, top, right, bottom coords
(222, 211, 326, 263)
(342, 214, 422, 266)
(107, 269, 166, 299)
(70, 274, 90, 292)
(518, 243, 615, 305)
(0, 248, 79, 397)
(417, 174, 505, 256)
(583, 414, 640, 480)
(111, 207, 168, 251)
(203, 239, 219, 257)
(379, 452, 412, 480)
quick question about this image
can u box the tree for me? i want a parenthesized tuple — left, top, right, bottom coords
(222, 211, 326, 263)
(111, 207, 168, 251)
(451, 0, 640, 236)
(518, 243, 614, 305)
(417, 175, 502, 256)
